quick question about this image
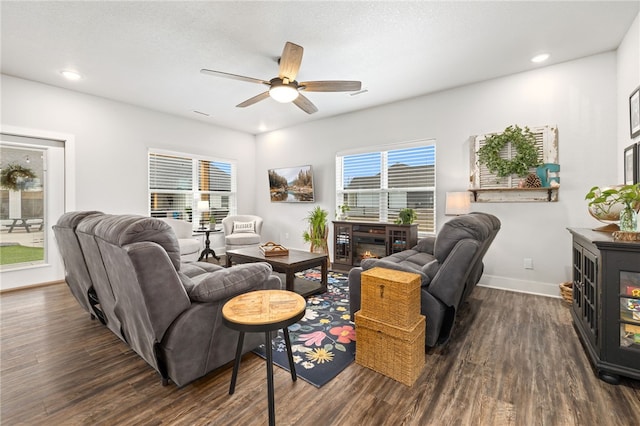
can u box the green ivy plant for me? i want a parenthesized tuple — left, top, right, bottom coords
(477, 125, 541, 177)
(585, 184, 640, 213)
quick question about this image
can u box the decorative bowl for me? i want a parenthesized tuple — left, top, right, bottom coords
(587, 185, 625, 226)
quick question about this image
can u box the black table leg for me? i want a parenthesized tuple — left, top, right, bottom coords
(229, 331, 244, 395)
(282, 328, 297, 382)
(198, 230, 220, 261)
(265, 330, 276, 426)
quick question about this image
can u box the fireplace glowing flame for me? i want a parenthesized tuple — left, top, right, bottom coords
(361, 250, 377, 259)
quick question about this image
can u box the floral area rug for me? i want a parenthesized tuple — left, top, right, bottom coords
(253, 269, 356, 388)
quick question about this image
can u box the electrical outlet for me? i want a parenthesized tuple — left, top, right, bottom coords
(524, 258, 533, 269)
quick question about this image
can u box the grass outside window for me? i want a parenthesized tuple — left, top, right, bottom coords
(0, 245, 44, 266)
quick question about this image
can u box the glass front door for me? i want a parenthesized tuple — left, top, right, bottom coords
(0, 145, 45, 270)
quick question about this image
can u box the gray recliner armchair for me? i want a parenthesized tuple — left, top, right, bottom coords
(54, 212, 282, 386)
(349, 212, 500, 347)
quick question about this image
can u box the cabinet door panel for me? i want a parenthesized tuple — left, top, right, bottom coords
(601, 250, 640, 369)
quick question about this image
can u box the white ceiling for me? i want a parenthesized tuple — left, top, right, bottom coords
(1, 1, 638, 135)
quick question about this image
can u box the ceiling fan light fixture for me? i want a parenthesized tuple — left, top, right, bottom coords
(269, 83, 299, 103)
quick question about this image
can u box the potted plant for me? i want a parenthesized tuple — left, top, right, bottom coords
(585, 184, 640, 232)
(303, 206, 329, 253)
(336, 205, 350, 220)
(395, 208, 417, 225)
(0, 163, 36, 191)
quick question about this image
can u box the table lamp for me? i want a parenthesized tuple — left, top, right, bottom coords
(197, 200, 210, 229)
(445, 192, 471, 216)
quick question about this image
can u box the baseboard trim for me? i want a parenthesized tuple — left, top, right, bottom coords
(0, 280, 65, 294)
(478, 274, 561, 299)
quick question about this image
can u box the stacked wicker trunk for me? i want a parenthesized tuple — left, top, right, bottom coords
(354, 267, 425, 386)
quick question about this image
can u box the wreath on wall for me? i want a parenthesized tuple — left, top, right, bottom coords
(476, 125, 540, 177)
(0, 163, 36, 191)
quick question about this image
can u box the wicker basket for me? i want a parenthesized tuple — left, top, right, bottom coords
(360, 267, 421, 328)
(355, 311, 425, 386)
(559, 281, 572, 304)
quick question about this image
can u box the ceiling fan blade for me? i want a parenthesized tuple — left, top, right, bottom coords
(299, 80, 362, 92)
(293, 93, 318, 114)
(236, 91, 270, 108)
(278, 42, 304, 81)
(200, 69, 270, 85)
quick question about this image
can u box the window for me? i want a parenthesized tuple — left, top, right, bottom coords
(149, 150, 236, 227)
(336, 141, 436, 233)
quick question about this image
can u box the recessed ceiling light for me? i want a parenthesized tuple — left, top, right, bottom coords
(60, 70, 82, 81)
(531, 53, 550, 63)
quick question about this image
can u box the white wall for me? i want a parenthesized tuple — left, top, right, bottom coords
(617, 12, 640, 179)
(1, 75, 257, 215)
(256, 52, 619, 297)
(3, 16, 634, 295)
(1, 75, 257, 290)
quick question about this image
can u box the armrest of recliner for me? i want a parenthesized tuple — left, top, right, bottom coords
(413, 236, 436, 254)
(189, 262, 281, 303)
(427, 239, 480, 309)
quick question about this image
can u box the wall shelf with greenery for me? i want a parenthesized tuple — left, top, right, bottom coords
(469, 125, 559, 203)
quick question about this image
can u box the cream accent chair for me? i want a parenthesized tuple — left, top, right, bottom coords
(221, 215, 263, 251)
(158, 218, 201, 262)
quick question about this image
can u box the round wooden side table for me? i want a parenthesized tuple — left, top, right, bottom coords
(222, 290, 306, 426)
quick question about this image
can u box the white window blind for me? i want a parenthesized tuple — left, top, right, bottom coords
(149, 151, 236, 225)
(197, 160, 236, 223)
(336, 142, 436, 233)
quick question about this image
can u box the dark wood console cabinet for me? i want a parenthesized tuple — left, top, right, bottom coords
(568, 228, 640, 384)
(332, 221, 418, 271)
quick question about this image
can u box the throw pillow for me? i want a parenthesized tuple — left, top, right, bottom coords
(233, 221, 255, 234)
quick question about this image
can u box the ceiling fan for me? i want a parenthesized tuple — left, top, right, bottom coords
(200, 42, 362, 114)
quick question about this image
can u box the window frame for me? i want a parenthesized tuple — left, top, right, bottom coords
(335, 139, 436, 234)
(148, 148, 237, 227)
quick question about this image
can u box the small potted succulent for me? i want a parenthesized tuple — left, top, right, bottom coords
(336, 205, 350, 220)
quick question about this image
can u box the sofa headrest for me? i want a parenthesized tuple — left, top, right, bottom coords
(55, 211, 103, 229)
(84, 214, 182, 271)
(434, 213, 495, 262)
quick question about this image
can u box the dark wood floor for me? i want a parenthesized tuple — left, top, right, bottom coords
(2, 282, 639, 425)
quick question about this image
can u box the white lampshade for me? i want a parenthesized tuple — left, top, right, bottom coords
(197, 200, 210, 211)
(269, 84, 299, 103)
(445, 192, 471, 216)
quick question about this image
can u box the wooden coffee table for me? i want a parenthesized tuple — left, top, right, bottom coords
(222, 290, 306, 426)
(225, 246, 328, 296)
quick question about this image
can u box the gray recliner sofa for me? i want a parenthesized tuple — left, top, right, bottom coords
(52, 210, 104, 320)
(349, 212, 500, 347)
(54, 212, 282, 386)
